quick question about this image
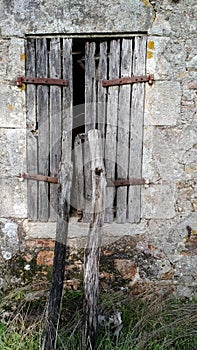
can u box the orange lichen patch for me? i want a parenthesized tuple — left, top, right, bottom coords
(148, 41, 155, 50)
(20, 53, 26, 61)
(18, 83, 26, 91)
(36, 250, 54, 265)
(143, 0, 149, 6)
(7, 104, 14, 111)
(147, 50, 153, 59)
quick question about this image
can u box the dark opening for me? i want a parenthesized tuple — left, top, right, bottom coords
(72, 39, 86, 149)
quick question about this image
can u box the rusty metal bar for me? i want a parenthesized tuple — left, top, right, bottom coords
(107, 178, 146, 187)
(19, 173, 145, 187)
(16, 76, 68, 87)
(102, 74, 154, 87)
(19, 173, 58, 184)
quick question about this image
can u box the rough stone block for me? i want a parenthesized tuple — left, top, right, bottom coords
(142, 126, 193, 182)
(7, 38, 25, 80)
(0, 38, 25, 80)
(0, 85, 25, 128)
(24, 222, 57, 240)
(0, 178, 27, 218)
(0, 39, 10, 79)
(0, 218, 19, 259)
(146, 36, 172, 80)
(0, 0, 152, 36)
(148, 13, 171, 36)
(144, 81, 181, 126)
(0, 129, 26, 176)
(141, 185, 176, 219)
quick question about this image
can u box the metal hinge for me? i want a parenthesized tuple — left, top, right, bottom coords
(102, 74, 154, 87)
(19, 173, 146, 186)
(16, 76, 68, 87)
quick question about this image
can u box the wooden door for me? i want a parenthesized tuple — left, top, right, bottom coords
(26, 37, 73, 222)
(84, 36, 147, 224)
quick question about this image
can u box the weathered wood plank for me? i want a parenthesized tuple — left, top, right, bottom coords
(83, 133, 92, 223)
(49, 38, 62, 221)
(97, 41, 107, 140)
(27, 131, 38, 221)
(82, 129, 106, 350)
(128, 36, 147, 223)
(74, 135, 85, 215)
(62, 39, 73, 165)
(85, 42, 96, 132)
(83, 41, 96, 222)
(116, 39, 132, 223)
(26, 38, 38, 221)
(41, 161, 73, 350)
(104, 40, 120, 223)
(36, 38, 49, 221)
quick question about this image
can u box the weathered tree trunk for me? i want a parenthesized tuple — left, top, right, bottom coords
(82, 130, 106, 350)
(40, 161, 72, 350)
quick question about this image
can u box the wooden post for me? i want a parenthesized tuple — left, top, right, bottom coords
(82, 130, 106, 350)
(40, 161, 72, 350)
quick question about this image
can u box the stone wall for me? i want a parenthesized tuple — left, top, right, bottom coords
(0, 0, 196, 297)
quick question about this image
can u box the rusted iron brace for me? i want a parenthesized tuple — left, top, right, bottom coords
(107, 178, 146, 187)
(18, 173, 145, 187)
(18, 173, 58, 184)
(16, 76, 68, 88)
(102, 74, 154, 87)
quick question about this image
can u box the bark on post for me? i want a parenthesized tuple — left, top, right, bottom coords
(82, 130, 106, 350)
(40, 161, 72, 350)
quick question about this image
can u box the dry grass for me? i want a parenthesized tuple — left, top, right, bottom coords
(0, 286, 196, 349)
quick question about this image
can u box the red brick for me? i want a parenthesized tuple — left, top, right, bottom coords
(36, 251, 54, 266)
(26, 239, 55, 249)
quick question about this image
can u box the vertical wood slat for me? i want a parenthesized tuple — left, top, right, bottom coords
(62, 39, 73, 166)
(36, 38, 49, 222)
(104, 40, 120, 223)
(97, 42, 107, 140)
(116, 39, 133, 223)
(83, 133, 93, 223)
(74, 135, 85, 214)
(128, 36, 147, 223)
(49, 38, 62, 221)
(83, 42, 96, 222)
(85, 42, 96, 132)
(26, 38, 38, 221)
